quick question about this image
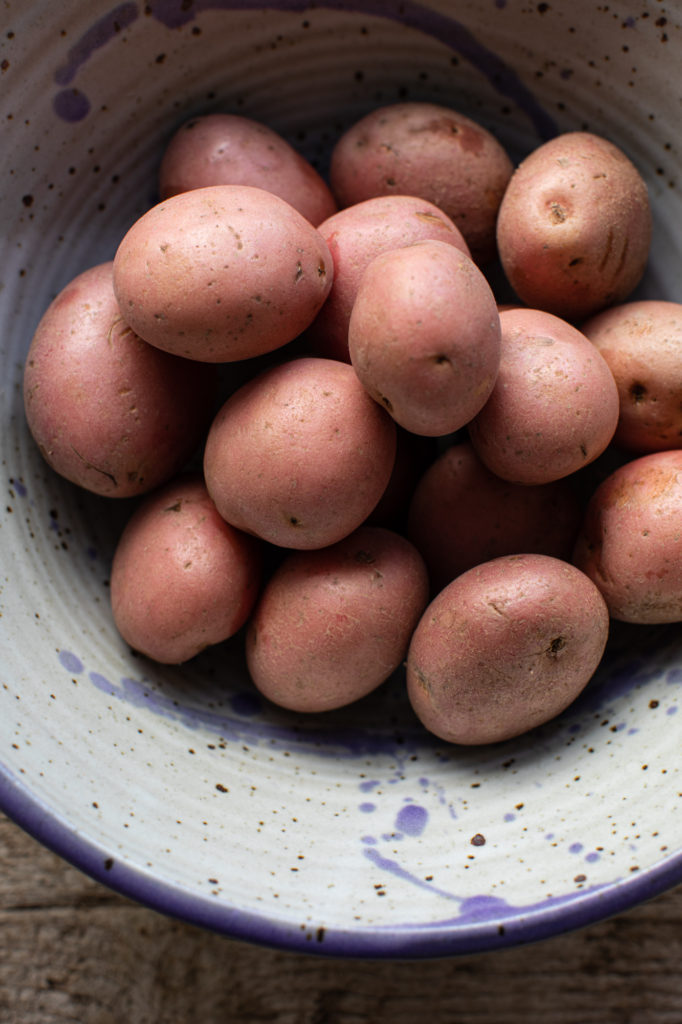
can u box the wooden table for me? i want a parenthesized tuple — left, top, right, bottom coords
(2, 811, 681, 1024)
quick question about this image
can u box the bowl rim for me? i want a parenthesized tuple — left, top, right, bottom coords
(3, 761, 681, 958)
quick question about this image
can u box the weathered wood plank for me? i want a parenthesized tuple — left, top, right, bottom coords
(2, 813, 682, 1024)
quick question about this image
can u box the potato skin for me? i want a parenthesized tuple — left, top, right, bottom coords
(158, 113, 337, 226)
(306, 194, 470, 362)
(572, 450, 682, 623)
(407, 441, 582, 592)
(468, 307, 619, 484)
(246, 526, 429, 712)
(113, 185, 333, 362)
(110, 474, 262, 664)
(329, 102, 513, 264)
(406, 554, 609, 745)
(581, 300, 682, 454)
(349, 240, 501, 436)
(497, 131, 651, 321)
(23, 262, 216, 498)
(203, 357, 397, 550)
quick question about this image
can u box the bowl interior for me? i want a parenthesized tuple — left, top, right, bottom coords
(1, 0, 681, 957)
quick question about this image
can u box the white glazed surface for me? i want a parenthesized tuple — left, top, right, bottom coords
(1, 0, 681, 956)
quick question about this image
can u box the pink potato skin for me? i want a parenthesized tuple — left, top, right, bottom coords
(406, 553, 610, 745)
(23, 262, 216, 498)
(112, 185, 333, 362)
(203, 357, 397, 550)
(572, 450, 682, 623)
(329, 102, 513, 265)
(407, 441, 582, 592)
(158, 113, 337, 226)
(305, 194, 470, 362)
(468, 307, 619, 484)
(110, 474, 262, 664)
(348, 240, 501, 436)
(581, 300, 682, 454)
(246, 526, 430, 713)
(496, 131, 651, 321)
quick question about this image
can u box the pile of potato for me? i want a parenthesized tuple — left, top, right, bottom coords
(23, 102, 682, 745)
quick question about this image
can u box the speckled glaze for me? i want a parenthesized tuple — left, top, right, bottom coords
(1, 0, 681, 958)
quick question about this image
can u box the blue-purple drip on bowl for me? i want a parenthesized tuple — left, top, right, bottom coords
(1, 0, 681, 957)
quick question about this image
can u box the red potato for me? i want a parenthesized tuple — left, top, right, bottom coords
(246, 526, 429, 713)
(581, 300, 682, 454)
(407, 441, 582, 592)
(158, 113, 337, 226)
(329, 101, 513, 264)
(406, 554, 610, 745)
(306, 194, 470, 363)
(203, 357, 397, 550)
(572, 449, 682, 624)
(497, 131, 651, 321)
(23, 262, 216, 498)
(113, 184, 332, 362)
(110, 474, 262, 664)
(468, 307, 619, 484)
(348, 240, 501, 436)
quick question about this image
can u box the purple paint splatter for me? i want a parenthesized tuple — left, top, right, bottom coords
(395, 803, 428, 837)
(54, 3, 139, 86)
(53, 89, 91, 122)
(59, 650, 84, 674)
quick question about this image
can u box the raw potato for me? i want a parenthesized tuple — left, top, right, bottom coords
(306, 194, 470, 362)
(23, 262, 216, 498)
(468, 307, 619, 484)
(158, 113, 337, 226)
(329, 101, 513, 263)
(496, 131, 651, 321)
(348, 240, 501, 436)
(110, 474, 262, 664)
(203, 357, 397, 550)
(406, 554, 610, 745)
(581, 300, 682, 453)
(246, 526, 429, 713)
(113, 184, 333, 362)
(572, 449, 682, 623)
(407, 441, 582, 592)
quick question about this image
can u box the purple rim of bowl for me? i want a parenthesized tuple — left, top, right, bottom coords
(2, 761, 681, 958)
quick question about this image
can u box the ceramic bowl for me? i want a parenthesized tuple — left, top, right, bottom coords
(1, 0, 681, 958)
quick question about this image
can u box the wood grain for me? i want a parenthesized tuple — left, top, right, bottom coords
(2, 811, 682, 1024)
